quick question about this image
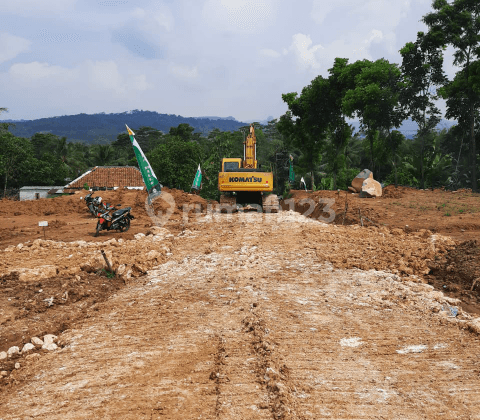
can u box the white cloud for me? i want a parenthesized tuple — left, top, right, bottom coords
(2, 0, 77, 15)
(8, 60, 151, 96)
(132, 5, 174, 33)
(260, 48, 281, 58)
(0, 33, 31, 65)
(169, 64, 198, 80)
(289, 34, 324, 72)
(84, 60, 126, 93)
(131, 74, 152, 91)
(9, 61, 74, 81)
(202, 0, 276, 33)
(311, 0, 340, 25)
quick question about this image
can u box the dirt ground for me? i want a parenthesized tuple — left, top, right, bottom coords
(1, 186, 480, 418)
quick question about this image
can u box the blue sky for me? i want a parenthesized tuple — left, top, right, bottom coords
(0, 0, 457, 122)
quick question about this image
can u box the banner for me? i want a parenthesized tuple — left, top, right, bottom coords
(125, 124, 162, 196)
(191, 164, 202, 191)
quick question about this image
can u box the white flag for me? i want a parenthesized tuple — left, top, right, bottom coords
(300, 177, 307, 191)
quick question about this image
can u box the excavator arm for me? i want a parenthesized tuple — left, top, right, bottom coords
(243, 124, 257, 169)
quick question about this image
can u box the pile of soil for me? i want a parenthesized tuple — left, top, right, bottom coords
(282, 188, 480, 241)
(427, 240, 480, 313)
(382, 184, 408, 198)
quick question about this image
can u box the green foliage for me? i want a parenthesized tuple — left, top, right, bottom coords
(335, 168, 361, 190)
(147, 138, 203, 192)
(422, 0, 480, 191)
(84, 183, 89, 190)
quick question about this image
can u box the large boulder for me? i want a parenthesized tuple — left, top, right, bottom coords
(360, 177, 383, 198)
(351, 169, 373, 192)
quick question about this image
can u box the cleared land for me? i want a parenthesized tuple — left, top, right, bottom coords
(0, 188, 479, 419)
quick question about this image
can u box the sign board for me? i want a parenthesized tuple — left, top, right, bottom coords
(38, 221, 48, 227)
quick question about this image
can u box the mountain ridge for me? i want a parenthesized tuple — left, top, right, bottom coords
(1, 110, 457, 143)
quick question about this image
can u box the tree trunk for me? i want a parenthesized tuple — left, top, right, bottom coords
(420, 135, 425, 190)
(470, 106, 477, 192)
(369, 133, 374, 172)
(3, 171, 7, 198)
(389, 131, 398, 188)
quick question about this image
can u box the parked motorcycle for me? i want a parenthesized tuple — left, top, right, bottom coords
(94, 205, 134, 237)
(84, 192, 97, 216)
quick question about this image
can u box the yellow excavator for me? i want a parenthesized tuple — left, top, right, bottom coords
(218, 124, 279, 212)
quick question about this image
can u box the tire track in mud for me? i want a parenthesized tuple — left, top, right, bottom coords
(242, 309, 303, 420)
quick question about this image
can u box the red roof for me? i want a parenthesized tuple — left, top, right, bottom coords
(65, 166, 144, 190)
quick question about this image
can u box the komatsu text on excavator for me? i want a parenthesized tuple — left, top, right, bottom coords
(218, 124, 279, 212)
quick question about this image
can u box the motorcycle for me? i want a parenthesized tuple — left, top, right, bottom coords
(94, 205, 134, 237)
(85, 192, 107, 217)
(84, 192, 97, 216)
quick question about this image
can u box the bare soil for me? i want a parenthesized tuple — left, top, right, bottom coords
(0, 187, 480, 418)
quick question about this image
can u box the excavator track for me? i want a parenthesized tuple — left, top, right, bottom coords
(219, 194, 238, 213)
(262, 194, 279, 213)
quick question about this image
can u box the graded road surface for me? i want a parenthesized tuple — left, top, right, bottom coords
(1, 211, 479, 419)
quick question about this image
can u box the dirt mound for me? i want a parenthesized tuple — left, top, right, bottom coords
(382, 184, 408, 198)
(429, 240, 480, 294)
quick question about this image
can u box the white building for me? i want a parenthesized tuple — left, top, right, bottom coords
(19, 186, 64, 201)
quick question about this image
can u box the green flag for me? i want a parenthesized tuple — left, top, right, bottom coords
(125, 124, 161, 195)
(288, 154, 295, 184)
(191, 164, 202, 191)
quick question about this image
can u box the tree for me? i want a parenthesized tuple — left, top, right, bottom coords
(342, 59, 406, 178)
(169, 123, 195, 142)
(423, 0, 480, 191)
(0, 132, 32, 196)
(147, 139, 203, 191)
(279, 75, 336, 188)
(400, 31, 446, 189)
(0, 108, 13, 132)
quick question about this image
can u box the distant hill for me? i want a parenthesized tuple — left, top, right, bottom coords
(5, 110, 249, 144)
(349, 118, 457, 139)
(3, 110, 458, 144)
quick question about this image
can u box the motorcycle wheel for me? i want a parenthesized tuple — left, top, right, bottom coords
(118, 218, 130, 232)
(94, 223, 101, 237)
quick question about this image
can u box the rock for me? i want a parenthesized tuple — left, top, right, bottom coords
(7, 346, 20, 358)
(134, 233, 146, 240)
(42, 343, 58, 351)
(351, 169, 373, 192)
(17, 243, 24, 250)
(0, 351, 7, 360)
(347, 186, 357, 193)
(22, 343, 35, 354)
(146, 250, 161, 260)
(43, 334, 57, 345)
(361, 177, 383, 197)
(15, 362, 20, 369)
(116, 264, 126, 276)
(31, 337, 44, 348)
(17, 265, 58, 282)
(467, 318, 480, 335)
(444, 296, 461, 304)
(25, 353, 41, 361)
(148, 226, 170, 237)
(1, 371, 8, 377)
